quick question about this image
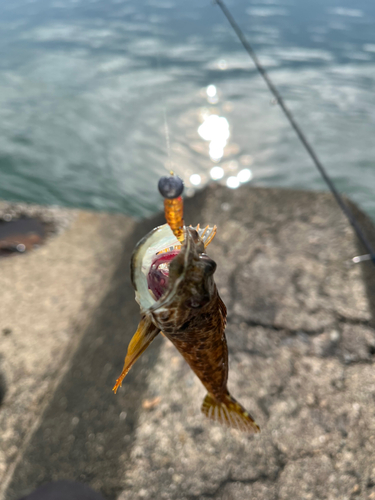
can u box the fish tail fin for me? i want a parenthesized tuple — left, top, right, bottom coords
(201, 393, 260, 434)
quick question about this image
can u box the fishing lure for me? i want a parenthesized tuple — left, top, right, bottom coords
(113, 173, 259, 434)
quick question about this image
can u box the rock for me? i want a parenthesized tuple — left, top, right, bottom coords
(1, 185, 374, 500)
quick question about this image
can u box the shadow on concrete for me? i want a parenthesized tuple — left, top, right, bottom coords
(6, 211, 165, 500)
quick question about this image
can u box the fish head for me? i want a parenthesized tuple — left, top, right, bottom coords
(166, 227, 217, 311)
(131, 223, 217, 319)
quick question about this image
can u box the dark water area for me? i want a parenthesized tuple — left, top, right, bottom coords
(0, 0, 374, 219)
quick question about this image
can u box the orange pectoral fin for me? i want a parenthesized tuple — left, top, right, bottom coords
(113, 316, 160, 394)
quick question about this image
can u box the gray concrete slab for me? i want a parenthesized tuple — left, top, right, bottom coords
(0, 204, 148, 498)
(1, 186, 375, 500)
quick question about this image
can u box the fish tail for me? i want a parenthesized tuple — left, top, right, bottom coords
(201, 393, 260, 434)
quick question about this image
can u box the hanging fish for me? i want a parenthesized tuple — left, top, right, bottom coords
(113, 174, 260, 434)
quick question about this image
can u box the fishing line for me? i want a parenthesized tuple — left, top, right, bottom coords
(162, 107, 173, 172)
(154, 20, 174, 174)
(214, 0, 375, 266)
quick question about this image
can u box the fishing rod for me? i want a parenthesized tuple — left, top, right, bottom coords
(214, 0, 375, 267)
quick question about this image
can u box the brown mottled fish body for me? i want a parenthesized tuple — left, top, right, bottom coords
(113, 225, 260, 434)
(154, 287, 228, 398)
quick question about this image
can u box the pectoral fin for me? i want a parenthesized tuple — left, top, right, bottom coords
(113, 316, 160, 393)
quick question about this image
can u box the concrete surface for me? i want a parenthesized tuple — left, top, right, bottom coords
(1, 186, 375, 500)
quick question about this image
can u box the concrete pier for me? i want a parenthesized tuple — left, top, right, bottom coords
(0, 186, 374, 500)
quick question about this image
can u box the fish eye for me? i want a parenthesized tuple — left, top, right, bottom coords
(199, 254, 217, 276)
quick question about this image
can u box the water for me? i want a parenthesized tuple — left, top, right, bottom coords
(0, 0, 374, 219)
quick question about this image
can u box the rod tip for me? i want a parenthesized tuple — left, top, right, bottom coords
(158, 174, 184, 199)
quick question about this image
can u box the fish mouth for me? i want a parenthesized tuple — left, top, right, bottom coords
(147, 247, 180, 301)
(131, 223, 216, 312)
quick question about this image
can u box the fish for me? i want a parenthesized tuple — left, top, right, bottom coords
(113, 221, 260, 434)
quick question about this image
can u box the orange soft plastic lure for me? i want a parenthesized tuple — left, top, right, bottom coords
(164, 196, 184, 243)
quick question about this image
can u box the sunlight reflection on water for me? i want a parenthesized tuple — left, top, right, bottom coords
(194, 84, 253, 190)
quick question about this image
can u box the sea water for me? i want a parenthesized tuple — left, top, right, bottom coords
(0, 0, 374, 219)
